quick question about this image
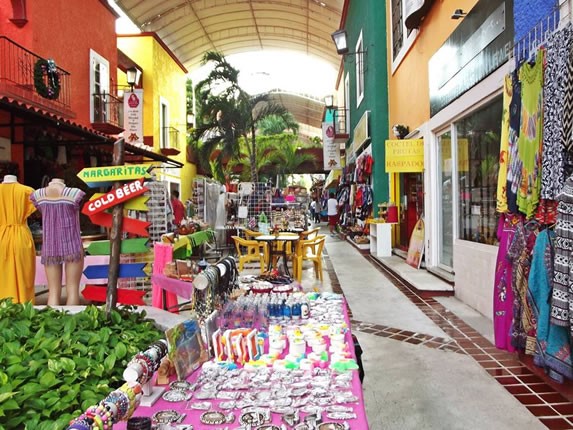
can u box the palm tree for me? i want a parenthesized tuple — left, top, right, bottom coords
(191, 51, 292, 182)
(272, 137, 316, 187)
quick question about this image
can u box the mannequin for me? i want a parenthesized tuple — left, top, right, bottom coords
(0, 174, 36, 303)
(31, 178, 85, 306)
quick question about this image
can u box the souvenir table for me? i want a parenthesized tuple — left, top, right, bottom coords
(254, 234, 300, 277)
(114, 293, 369, 429)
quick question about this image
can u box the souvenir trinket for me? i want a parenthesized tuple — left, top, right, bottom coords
(152, 409, 182, 424)
(170, 380, 192, 391)
(162, 390, 192, 402)
(240, 411, 266, 426)
(199, 411, 226, 425)
(317, 423, 346, 430)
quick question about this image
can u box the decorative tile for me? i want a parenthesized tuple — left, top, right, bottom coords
(526, 405, 559, 417)
(539, 417, 573, 429)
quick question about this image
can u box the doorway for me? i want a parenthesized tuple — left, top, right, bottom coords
(397, 172, 424, 250)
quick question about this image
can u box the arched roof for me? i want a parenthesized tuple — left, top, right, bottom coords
(115, 0, 344, 71)
(114, 0, 344, 130)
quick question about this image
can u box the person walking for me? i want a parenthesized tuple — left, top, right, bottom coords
(310, 200, 317, 224)
(170, 190, 186, 227)
(327, 192, 339, 237)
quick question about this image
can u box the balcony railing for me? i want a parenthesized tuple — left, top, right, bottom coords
(0, 36, 72, 115)
(92, 91, 124, 134)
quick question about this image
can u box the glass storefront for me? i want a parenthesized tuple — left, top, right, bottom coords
(435, 96, 502, 271)
(455, 98, 502, 245)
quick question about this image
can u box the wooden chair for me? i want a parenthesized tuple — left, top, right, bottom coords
(293, 235, 326, 282)
(231, 236, 267, 273)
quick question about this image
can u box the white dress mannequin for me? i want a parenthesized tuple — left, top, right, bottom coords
(2, 175, 18, 184)
(31, 179, 85, 306)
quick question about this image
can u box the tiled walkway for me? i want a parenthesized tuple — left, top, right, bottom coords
(322, 243, 573, 429)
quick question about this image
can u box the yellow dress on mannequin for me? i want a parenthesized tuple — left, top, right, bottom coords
(0, 175, 37, 303)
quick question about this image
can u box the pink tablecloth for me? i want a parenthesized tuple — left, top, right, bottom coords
(114, 298, 370, 429)
(151, 274, 194, 300)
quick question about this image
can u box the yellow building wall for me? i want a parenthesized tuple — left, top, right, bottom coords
(385, 0, 477, 243)
(386, 0, 478, 129)
(118, 35, 196, 201)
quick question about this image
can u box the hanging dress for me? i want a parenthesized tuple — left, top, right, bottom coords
(551, 175, 573, 329)
(541, 24, 573, 200)
(515, 49, 545, 218)
(507, 220, 538, 354)
(30, 187, 85, 265)
(496, 74, 512, 213)
(528, 229, 573, 383)
(0, 182, 37, 303)
(493, 213, 520, 351)
(506, 70, 522, 214)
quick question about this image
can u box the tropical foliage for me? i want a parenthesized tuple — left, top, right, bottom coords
(190, 51, 296, 182)
(0, 300, 163, 430)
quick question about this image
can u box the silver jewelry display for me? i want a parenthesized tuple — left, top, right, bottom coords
(199, 411, 226, 425)
(162, 389, 191, 402)
(152, 409, 181, 424)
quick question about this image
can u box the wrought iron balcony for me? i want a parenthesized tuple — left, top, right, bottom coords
(0, 36, 72, 116)
(91, 91, 124, 134)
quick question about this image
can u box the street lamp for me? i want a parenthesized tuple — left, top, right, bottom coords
(126, 67, 142, 91)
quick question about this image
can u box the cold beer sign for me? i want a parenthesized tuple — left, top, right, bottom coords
(82, 179, 148, 216)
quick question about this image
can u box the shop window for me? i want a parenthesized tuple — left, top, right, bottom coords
(89, 50, 110, 123)
(455, 97, 502, 245)
(356, 31, 365, 107)
(390, 0, 418, 73)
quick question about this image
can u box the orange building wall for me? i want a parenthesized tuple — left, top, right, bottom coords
(387, 0, 478, 129)
(0, 0, 118, 127)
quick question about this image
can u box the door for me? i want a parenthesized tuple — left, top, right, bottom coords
(437, 131, 454, 270)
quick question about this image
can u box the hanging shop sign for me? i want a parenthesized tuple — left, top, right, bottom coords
(124, 89, 144, 145)
(428, 0, 512, 116)
(405, 0, 435, 29)
(352, 110, 370, 155)
(385, 139, 424, 172)
(82, 179, 148, 216)
(88, 194, 149, 211)
(322, 122, 341, 170)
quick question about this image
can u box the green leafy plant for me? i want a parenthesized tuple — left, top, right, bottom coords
(0, 300, 163, 430)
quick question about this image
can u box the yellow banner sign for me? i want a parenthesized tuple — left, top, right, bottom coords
(385, 139, 424, 172)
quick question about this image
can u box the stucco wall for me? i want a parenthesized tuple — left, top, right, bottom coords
(344, 0, 389, 204)
(453, 239, 497, 320)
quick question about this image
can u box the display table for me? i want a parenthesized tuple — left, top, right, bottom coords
(113, 295, 370, 429)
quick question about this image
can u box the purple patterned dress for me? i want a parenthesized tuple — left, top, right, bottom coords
(494, 213, 521, 351)
(30, 187, 85, 265)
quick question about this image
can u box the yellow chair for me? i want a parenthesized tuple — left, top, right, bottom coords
(299, 227, 320, 241)
(244, 229, 262, 240)
(293, 235, 326, 282)
(232, 236, 267, 273)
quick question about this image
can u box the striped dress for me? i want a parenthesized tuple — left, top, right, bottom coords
(30, 187, 85, 265)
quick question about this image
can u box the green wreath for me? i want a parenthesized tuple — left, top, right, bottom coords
(34, 58, 60, 100)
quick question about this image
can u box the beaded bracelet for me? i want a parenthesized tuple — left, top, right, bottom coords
(103, 391, 129, 421)
(68, 417, 91, 430)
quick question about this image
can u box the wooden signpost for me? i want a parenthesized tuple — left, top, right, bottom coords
(82, 179, 148, 216)
(86, 238, 149, 256)
(77, 138, 154, 311)
(89, 194, 150, 211)
(77, 164, 152, 188)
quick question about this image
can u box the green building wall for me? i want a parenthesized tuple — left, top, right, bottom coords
(343, 0, 389, 208)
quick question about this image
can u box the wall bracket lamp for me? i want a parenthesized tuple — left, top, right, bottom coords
(331, 29, 367, 57)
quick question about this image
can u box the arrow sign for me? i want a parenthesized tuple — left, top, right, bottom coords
(89, 211, 150, 237)
(86, 238, 150, 256)
(90, 194, 149, 211)
(83, 263, 148, 280)
(82, 179, 148, 216)
(77, 164, 152, 185)
(82, 285, 146, 305)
